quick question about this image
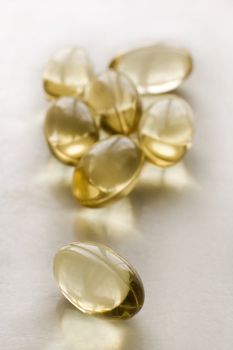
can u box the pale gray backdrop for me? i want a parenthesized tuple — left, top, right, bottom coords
(1, 0, 233, 349)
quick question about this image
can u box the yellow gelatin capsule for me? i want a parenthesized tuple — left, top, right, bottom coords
(86, 69, 141, 134)
(138, 94, 194, 167)
(72, 135, 144, 207)
(109, 43, 192, 95)
(43, 46, 94, 98)
(53, 241, 144, 319)
(44, 97, 99, 166)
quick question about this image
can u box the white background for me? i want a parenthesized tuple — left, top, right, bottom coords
(1, 1, 233, 349)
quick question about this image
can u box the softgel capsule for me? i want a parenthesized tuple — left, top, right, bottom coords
(54, 241, 145, 319)
(138, 94, 194, 167)
(109, 43, 192, 94)
(43, 46, 93, 99)
(44, 97, 99, 165)
(72, 135, 144, 207)
(86, 69, 141, 134)
(42, 43, 194, 207)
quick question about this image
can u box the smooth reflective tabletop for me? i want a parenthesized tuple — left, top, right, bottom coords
(1, 1, 233, 350)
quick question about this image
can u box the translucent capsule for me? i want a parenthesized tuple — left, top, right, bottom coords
(86, 70, 141, 134)
(138, 94, 194, 167)
(109, 44, 192, 95)
(54, 241, 144, 319)
(43, 47, 94, 98)
(72, 135, 144, 207)
(44, 97, 99, 165)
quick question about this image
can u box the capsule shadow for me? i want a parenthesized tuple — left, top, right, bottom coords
(55, 298, 144, 350)
(131, 160, 198, 204)
(73, 197, 138, 244)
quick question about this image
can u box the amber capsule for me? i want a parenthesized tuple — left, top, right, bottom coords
(44, 97, 99, 165)
(86, 70, 141, 134)
(53, 241, 144, 319)
(72, 135, 144, 207)
(43, 47, 94, 99)
(109, 43, 192, 95)
(138, 94, 194, 167)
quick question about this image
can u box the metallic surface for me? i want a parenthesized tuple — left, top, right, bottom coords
(1, 1, 233, 349)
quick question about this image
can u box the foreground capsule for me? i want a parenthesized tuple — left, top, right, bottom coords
(138, 94, 194, 167)
(86, 70, 141, 134)
(44, 97, 99, 165)
(109, 43, 192, 95)
(43, 47, 94, 99)
(53, 241, 144, 319)
(72, 135, 144, 207)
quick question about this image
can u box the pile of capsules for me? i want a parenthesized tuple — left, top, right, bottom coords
(43, 44, 194, 208)
(43, 44, 194, 319)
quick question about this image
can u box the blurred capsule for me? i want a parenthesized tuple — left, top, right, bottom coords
(43, 46, 94, 98)
(86, 70, 141, 134)
(44, 97, 99, 165)
(138, 94, 194, 167)
(110, 43, 192, 94)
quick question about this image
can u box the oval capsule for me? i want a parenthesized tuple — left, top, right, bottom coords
(109, 43, 192, 95)
(44, 97, 99, 165)
(53, 241, 144, 319)
(43, 46, 94, 99)
(86, 70, 141, 134)
(72, 135, 144, 206)
(138, 94, 194, 167)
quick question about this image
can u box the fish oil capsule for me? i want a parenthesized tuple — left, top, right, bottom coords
(109, 43, 192, 95)
(54, 241, 144, 319)
(43, 47, 94, 99)
(44, 97, 99, 166)
(86, 69, 141, 134)
(138, 94, 194, 167)
(72, 135, 144, 207)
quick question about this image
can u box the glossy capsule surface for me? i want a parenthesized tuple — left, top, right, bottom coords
(138, 94, 194, 167)
(44, 97, 99, 165)
(43, 47, 94, 98)
(72, 135, 144, 207)
(109, 44, 192, 95)
(86, 70, 141, 134)
(54, 241, 144, 319)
